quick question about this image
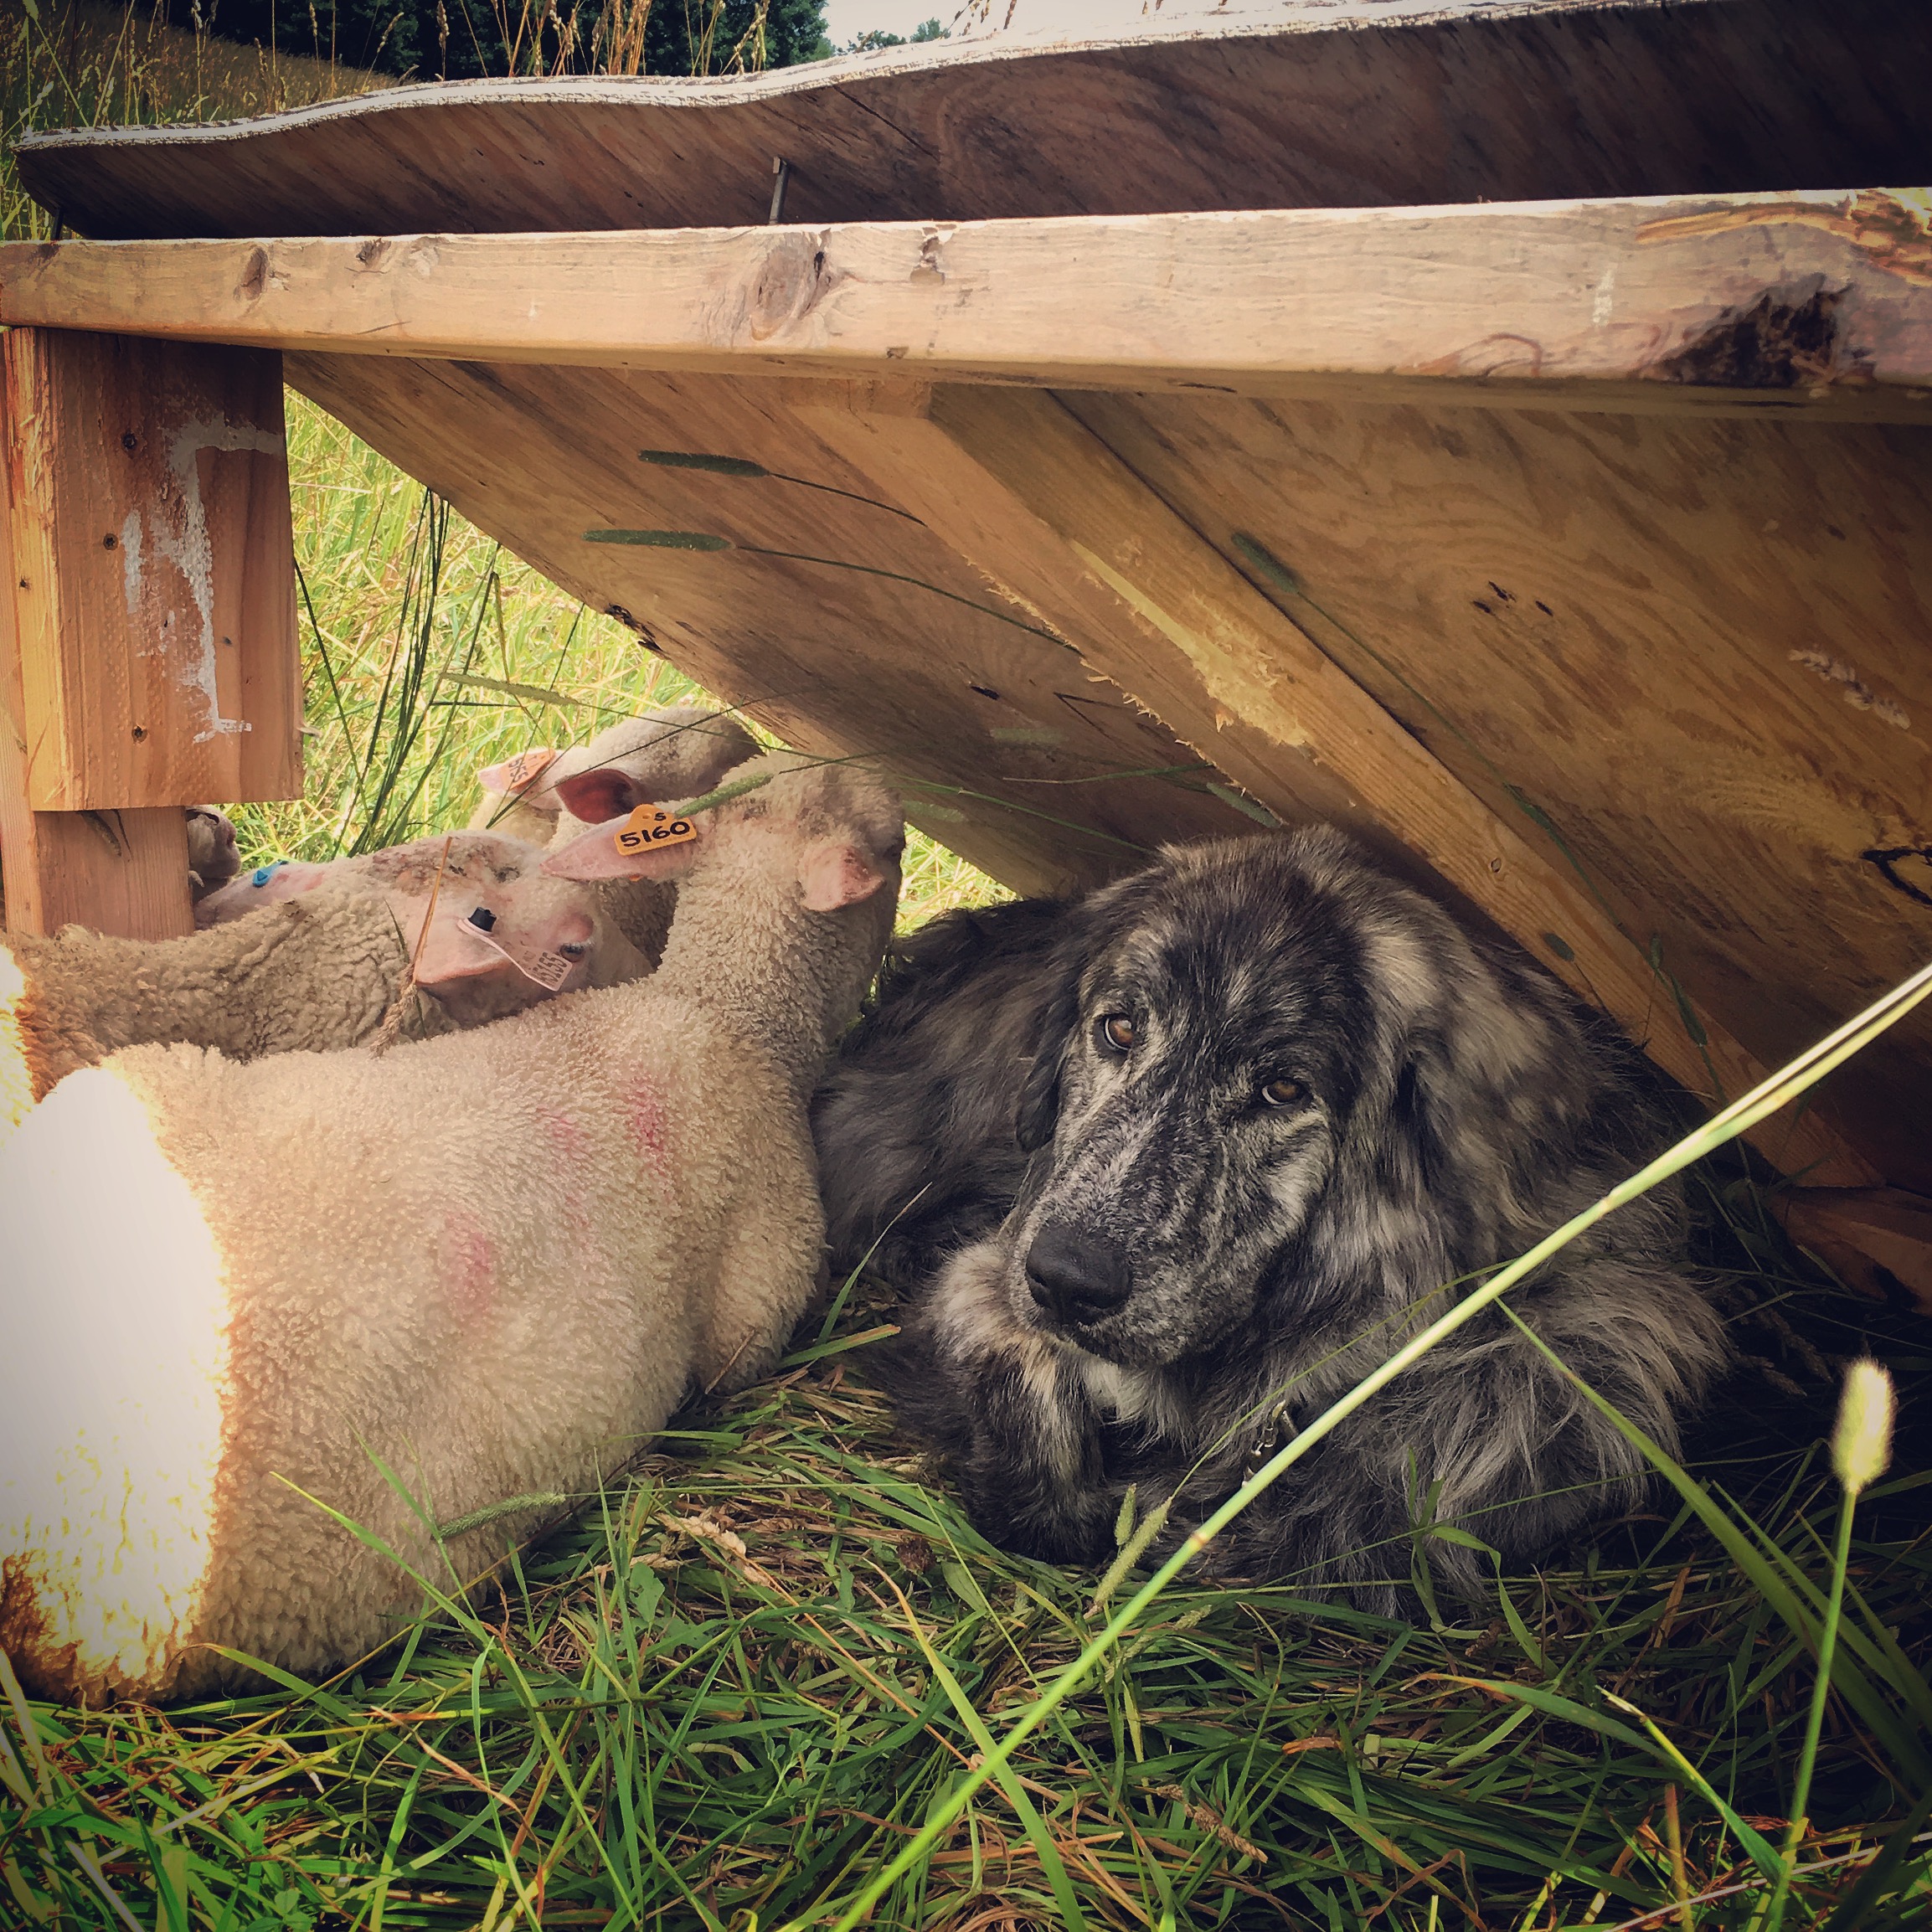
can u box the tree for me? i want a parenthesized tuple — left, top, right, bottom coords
(143, 0, 830, 80)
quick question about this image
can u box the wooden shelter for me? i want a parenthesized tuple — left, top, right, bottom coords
(2, 0, 1929, 1286)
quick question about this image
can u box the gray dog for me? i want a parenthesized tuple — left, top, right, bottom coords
(811, 827, 1728, 1612)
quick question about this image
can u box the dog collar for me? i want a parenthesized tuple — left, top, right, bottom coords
(1243, 1396, 1298, 1477)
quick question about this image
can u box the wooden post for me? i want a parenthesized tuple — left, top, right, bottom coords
(0, 328, 301, 937)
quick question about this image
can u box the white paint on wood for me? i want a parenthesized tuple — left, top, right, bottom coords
(119, 509, 143, 616)
(145, 418, 282, 742)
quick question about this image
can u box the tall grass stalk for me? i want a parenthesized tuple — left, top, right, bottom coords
(1758, 1363, 1898, 1932)
(815, 954, 1932, 1932)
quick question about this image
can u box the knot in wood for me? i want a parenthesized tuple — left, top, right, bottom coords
(744, 233, 830, 342)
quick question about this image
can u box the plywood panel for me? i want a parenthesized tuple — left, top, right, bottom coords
(283, 353, 1262, 892)
(1057, 389, 1932, 1186)
(3, 329, 301, 811)
(800, 381, 1875, 1187)
(14, 1, 1928, 241)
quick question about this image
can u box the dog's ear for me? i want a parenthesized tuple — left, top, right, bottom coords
(1016, 972, 1083, 1152)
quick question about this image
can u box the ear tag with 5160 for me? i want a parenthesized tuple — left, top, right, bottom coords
(612, 806, 698, 857)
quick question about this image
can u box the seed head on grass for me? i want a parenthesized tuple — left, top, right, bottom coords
(1832, 1358, 1895, 1497)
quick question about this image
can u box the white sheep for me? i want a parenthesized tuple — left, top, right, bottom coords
(0, 753, 902, 1704)
(467, 703, 759, 879)
(202, 708, 756, 954)
(1, 834, 647, 1134)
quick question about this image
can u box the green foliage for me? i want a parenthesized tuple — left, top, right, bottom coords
(131, 0, 831, 78)
(838, 18, 949, 53)
(3, 1237, 1930, 1929)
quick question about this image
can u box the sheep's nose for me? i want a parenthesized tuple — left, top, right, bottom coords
(1025, 1219, 1132, 1327)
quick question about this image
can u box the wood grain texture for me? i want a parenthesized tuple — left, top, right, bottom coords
(13, 1, 1927, 240)
(281, 353, 1264, 893)
(1779, 1188, 1932, 1315)
(1054, 386, 1932, 1188)
(2, 329, 301, 811)
(0, 471, 192, 937)
(6, 193, 1931, 419)
(801, 381, 1878, 1188)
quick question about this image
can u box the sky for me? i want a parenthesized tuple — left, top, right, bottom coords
(819, 0, 1170, 52)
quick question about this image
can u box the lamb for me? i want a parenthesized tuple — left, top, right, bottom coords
(2, 842, 648, 1132)
(193, 827, 533, 927)
(0, 751, 903, 1704)
(466, 703, 759, 878)
(537, 706, 762, 961)
(183, 806, 240, 902)
(203, 708, 757, 963)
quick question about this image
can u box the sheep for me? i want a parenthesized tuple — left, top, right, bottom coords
(203, 708, 758, 961)
(468, 744, 579, 845)
(466, 703, 759, 870)
(537, 706, 762, 962)
(0, 752, 903, 1704)
(183, 806, 240, 902)
(1, 839, 648, 1132)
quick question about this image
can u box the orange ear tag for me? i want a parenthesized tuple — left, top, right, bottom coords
(502, 746, 557, 791)
(612, 805, 699, 858)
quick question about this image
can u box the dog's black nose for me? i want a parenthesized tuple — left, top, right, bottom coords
(1025, 1219, 1132, 1327)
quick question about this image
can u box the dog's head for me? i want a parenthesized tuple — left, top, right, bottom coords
(1000, 827, 1608, 1369)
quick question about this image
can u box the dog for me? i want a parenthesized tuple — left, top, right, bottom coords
(812, 827, 1727, 1610)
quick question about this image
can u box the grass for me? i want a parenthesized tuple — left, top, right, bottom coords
(247, 395, 1003, 923)
(3, 1196, 1931, 1929)
(3, 2, 392, 240)
(4, 13, 1931, 1930)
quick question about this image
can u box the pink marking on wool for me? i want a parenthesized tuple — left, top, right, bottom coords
(538, 1105, 591, 1162)
(440, 1207, 498, 1325)
(625, 1079, 672, 1182)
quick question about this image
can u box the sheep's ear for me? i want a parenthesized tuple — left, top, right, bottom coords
(799, 841, 889, 913)
(1016, 972, 1083, 1152)
(478, 745, 558, 797)
(554, 766, 641, 827)
(543, 811, 705, 883)
(411, 908, 508, 990)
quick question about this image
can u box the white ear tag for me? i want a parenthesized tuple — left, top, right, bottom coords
(457, 911, 574, 991)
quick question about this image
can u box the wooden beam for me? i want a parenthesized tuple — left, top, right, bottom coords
(3, 329, 301, 813)
(4, 189, 1930, 416)
(796, 380, 1881, 1188)
(1779, 1188, 1932, 1316)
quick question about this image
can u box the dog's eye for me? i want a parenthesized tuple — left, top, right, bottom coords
(1098, 1013, 1136, 1053)
(1260, 1078, 1306, 1107)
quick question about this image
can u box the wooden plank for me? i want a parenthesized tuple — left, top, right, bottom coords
(1055, 385, 1932, 1194)
(3, 328, 301, 811)
(12, 0, 1926, 240)
(796, 380, 1881, 1188)
(1779, 1188, 1932, 1315)
(5, 191, 1931, 417)
(281, 352, 1266, 894)
(0, 469, 191, 936)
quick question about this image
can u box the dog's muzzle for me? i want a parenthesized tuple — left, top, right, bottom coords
(1024, 1218, 1133, 1330)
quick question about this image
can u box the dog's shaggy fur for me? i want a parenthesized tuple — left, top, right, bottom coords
(812, 827, 1728, 1611)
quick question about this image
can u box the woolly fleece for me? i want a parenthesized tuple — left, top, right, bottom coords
(0, 754, 903, 1704)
